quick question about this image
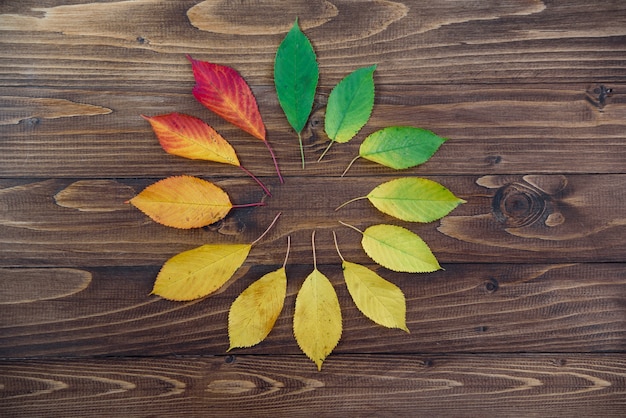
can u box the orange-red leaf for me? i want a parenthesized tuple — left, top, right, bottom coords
(129, 176, 232, 229)
(188, 55, 266, 141)
(142, 112, 240, 166)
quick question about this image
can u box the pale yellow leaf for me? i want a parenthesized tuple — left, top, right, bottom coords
(362, 224, 441, 273)
(152, 243, 251, 301)
(342, 261, 408, 332)
(293, 268, 342, 371)
(228, 267, 287, 350)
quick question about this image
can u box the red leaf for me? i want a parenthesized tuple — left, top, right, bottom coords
(188, 55, 266, 141)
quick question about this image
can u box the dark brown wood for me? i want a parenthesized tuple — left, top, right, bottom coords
(1, 355, 625, 417)
(1, 0, 625, 415)
(0, 263, 624, 358)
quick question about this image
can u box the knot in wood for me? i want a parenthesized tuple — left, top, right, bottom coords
(492, 182, 548, 228)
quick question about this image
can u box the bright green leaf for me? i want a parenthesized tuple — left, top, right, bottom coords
(274, 19, 319, 167)
(152, 244, 251, 301)
(320, 65, 376, 160)
(342, 261, 408, 332)
(293, 268, 342, 371)
(228, 266, 287, 350)
(367, 177, 466, 222)
(359, 126, 447, 170)
(361, 224, 441, 273)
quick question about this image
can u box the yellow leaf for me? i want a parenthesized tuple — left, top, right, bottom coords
(129, 176, 232, 229)
(342, 261, 408, 332)
(228, 267, 287, 350)
(362, 224, 441, 273)
(293, 268, 342, 371)
(152, 243, 251, 301)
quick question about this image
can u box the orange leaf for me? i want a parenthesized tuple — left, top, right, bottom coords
(129, 176, 233, 229)
(188, 56, 266, 141)
(142, 112, 240, 166)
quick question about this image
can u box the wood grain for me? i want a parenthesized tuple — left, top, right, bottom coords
(0, 175, 624, 267)
(0, 263, 623, 357)
(1, 0, 625, 415)
(1, 355, 625, 417)
(0, 83, 624, 177)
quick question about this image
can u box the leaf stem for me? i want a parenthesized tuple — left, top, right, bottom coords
(338, 220, 363, 235)
(335, 195, 367, 211)
(311, 230, 317, 270)
(341, 155, 360, 177)
(317, 139, 335, 162)
(251, 212, 282, 246)
(232, 202, 265, 209)
(282, 236, 291, 269)
(296, 131, 305, 168)
(239, 165, 272, 196)
(332, 231, 345, 262)
(263, 140, 284, 183)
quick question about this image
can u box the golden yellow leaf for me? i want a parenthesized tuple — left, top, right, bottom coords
(293, 268, 342, 371)
(152, 243, 251, 301)
(228, 267, 287, 350)
(129, 176, 232, 229)
(342, 261, 408, 332)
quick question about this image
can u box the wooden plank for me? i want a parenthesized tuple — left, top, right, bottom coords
(1, 354, 625, 417)
(0, 175, 625, 267)
(1, 83, 625, 177)
(1, 1, 625, 87)
(1, 263, 623, 357)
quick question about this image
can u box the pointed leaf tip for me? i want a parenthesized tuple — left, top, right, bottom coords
(189, 57, 266, 141)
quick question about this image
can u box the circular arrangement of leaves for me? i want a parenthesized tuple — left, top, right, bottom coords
(129, 20, 465, 371)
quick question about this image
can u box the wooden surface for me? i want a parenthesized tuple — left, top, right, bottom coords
(1, 0, 625, 416)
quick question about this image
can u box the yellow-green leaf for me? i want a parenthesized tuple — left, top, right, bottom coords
(129, 176, 233, 229)
(228, 267, 287, 350)
(342, 261, 409, 332)
(293, 268, 342, 371)
(362, 224, 441, 273)
(368, 177, 466, 223)
(152, 243, 251, 301)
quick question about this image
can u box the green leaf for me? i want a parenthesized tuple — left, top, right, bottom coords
(361, 224, 441, 273)
(367, 177, 466, 222)
(293, 268, 342, 371)
(360, 126, 447, 170)
(320, 65, 376, 160)
(342, 261, 408, 332)
(274, 19, 319, 167)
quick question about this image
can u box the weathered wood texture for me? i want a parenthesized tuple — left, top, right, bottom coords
(1, 0, 625, 415)
(2, 355, 626, 417)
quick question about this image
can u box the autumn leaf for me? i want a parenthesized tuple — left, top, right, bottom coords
(337, 177, 466, 223)
(141, 113, 271, 195)
(293, 232, 342, 371)
(152, 212, 281, 301)
(333, 232, 408, 332)
(142, 113, 239, 165)
(341, 222, 441, 273)
(152, 243, 251, 301)
(274, 18, 319, 168)
(319, 65, 376, 161)
(129, 176, 264, 229)
(188, 56, 283, 182)
(228, 237, 290, 350)
(343, 126, 447, 175)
